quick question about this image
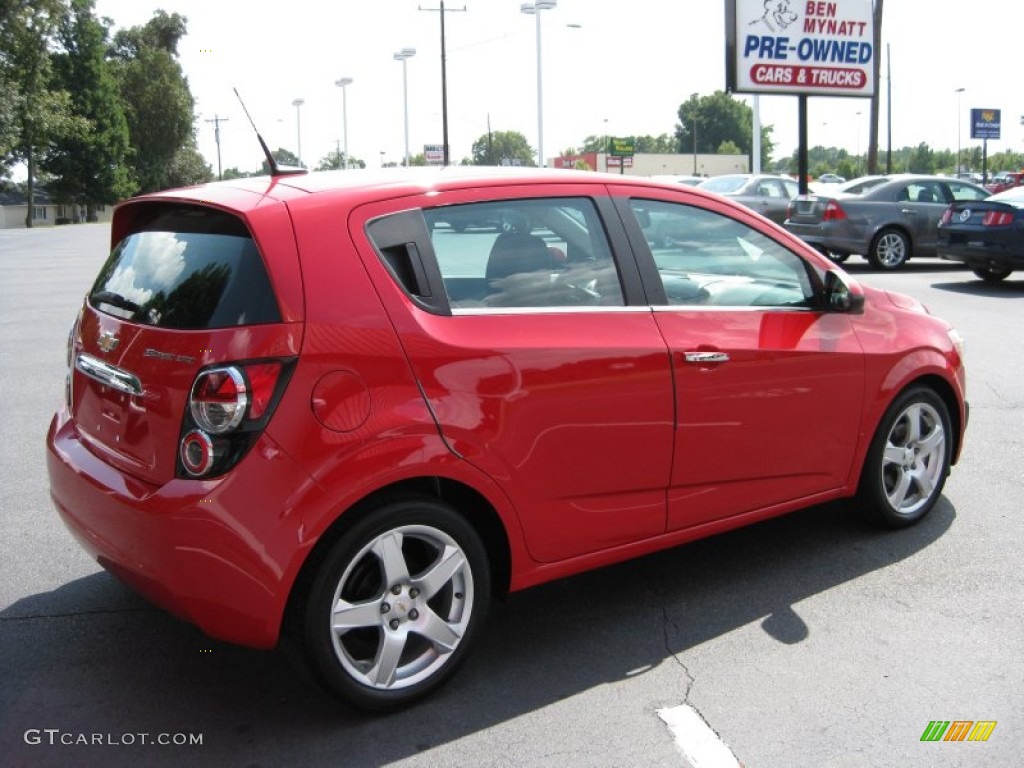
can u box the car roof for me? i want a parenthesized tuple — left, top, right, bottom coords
(120, 166, 726, 214)
(865, 175, 986, 193)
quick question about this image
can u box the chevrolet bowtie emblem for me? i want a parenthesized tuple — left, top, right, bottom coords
(97, 330, 120, 353)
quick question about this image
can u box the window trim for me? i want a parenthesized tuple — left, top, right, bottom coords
(366, 191, 652, 315)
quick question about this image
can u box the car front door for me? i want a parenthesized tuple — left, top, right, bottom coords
(353, 186, 676, 563)
(617, 189, 866, 531)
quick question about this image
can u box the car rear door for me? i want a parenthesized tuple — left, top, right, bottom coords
(350, 184, 675, 564)
(613, 186, 866, 530)
(891, 180, 949, 252)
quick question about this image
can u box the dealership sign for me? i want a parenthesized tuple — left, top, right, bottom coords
(726, 0, 875, 97)
(424, 144, 445, 165)
(970, 109, 1001, 140)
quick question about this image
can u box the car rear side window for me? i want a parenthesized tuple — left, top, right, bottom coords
(421, 198, 624, 310)
(89, 206, 281, 329)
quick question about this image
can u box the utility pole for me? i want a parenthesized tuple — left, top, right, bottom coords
(418, 1, 466, 167)
(205, 114, 229, 180)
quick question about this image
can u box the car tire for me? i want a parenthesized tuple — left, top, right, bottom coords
(972, 266, 1012, 283)
(814, 244, 849, 263)
(301, 496, 491, 711)
(868, 228, 910, 270)
(856, 387, 952, 528)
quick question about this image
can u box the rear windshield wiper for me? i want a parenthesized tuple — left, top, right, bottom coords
(91, 291, 142, 314)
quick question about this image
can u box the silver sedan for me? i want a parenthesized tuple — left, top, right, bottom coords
(698, 174, 800, 225)
(784, 175, 990, 269)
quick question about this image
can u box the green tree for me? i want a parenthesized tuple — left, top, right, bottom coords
(989, 149, 1024, 173)
(44, 0, 135, 219)
(835, 158, 858, 180)
(109, 10, 195, 192)
(259, 147, 301, 175)
(578, 135, 607, 153)
(906, 142, 934, 174)
(470, 130, 534, 166)
(676, 91, 775, 168)
(1, 0, 83, 225)
(634, 134, 676, 154)
(165, 143, 212, 188)
(315, 148, 365, 170)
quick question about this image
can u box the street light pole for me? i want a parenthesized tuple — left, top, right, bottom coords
(291, 98, 305, 167)
(955, 87, 965, 174)
(335, 77, 353, 169)
(521, 1, 557, 168)
(393, 48, 416, 167)
(692, 116, 698, 175)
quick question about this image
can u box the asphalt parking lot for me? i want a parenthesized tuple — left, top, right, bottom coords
(1, 224, 1021, 767)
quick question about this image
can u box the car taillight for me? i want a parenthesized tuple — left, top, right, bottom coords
(190, 367, 248, 434)
(982, 210, 1014, 226)
(178, 359, 294, 479)
(940, 208, 953, 225)
(823, 200, 847, 222)
(65, 312, 81, 408)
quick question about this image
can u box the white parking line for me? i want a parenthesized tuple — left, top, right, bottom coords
(658, 704, 741, 768)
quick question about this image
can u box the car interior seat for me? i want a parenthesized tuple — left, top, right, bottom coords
(485, 232, 554, 283)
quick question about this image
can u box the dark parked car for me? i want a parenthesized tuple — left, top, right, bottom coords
(938, 186, 1024, 282)
(47, 166, 967, 711)
(698, 174, 800, 224)
(784, 175, 990, 269)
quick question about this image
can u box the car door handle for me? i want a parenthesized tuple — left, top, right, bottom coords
(683, 351, 730, 364)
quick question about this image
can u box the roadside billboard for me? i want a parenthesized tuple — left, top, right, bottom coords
(726, 0, 875, 97)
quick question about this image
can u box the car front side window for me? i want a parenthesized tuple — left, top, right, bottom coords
(630, 199, 815, 308)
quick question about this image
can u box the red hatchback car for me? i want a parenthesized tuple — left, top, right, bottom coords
(47, 167, 967, 710)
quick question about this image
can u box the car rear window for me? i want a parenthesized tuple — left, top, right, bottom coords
(89, 206, 280, 329)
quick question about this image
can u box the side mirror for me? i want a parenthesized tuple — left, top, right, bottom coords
(824, 271, 865, 313)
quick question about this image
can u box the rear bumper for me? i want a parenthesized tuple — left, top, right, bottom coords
(46, 406, 319, 648)
(937, 243, 1024, 272)
(784, 223, 863, 256)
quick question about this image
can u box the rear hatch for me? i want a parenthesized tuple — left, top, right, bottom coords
(70, 202, 300, 485)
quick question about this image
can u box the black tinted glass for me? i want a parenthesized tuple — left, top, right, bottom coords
(90, 209, 280, 329)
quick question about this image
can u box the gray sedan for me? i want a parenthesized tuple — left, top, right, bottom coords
(698, 174, 800, 224)
(784, 175, 990, 269)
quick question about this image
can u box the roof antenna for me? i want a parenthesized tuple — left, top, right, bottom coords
(233, 87, 306, 177)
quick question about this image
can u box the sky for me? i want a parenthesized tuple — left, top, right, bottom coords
(88, 0, 1023, 175)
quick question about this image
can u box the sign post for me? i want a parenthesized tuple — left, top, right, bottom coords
(608, 136, 635, 175)
(970, 109, 1000, 182)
